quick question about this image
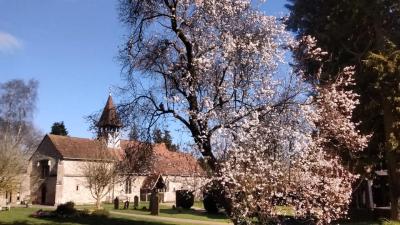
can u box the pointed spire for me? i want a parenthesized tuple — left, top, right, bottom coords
(97, 94, 122, 128)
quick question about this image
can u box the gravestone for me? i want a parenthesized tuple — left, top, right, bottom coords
(113, 197, 119, 210)
(150, 192, 159, 215)
(123, 200, 129, 209)
(133, 196, 139, 209)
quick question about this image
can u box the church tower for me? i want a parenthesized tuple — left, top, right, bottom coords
(97, 94, 123, 149)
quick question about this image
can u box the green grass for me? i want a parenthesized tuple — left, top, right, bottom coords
(0, 207, 178, 225)
(2, 206, 399, 225)
(340, 222, 400, 225)
(275, 206, 295, 216)
(192, 201, 204, 209)
(380, 220, 400, 225)
(107, 203, 229, 223)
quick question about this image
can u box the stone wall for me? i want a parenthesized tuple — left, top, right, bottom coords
(29, 137, 62, 205)
(56, 168, 206, 205)
(28, 141, 207, 206)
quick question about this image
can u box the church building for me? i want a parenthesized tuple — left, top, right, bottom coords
(28, 95, 206, 205)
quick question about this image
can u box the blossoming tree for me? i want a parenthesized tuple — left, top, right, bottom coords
(214, 37, 370, 224)
(118, 0, 292, 171)
(118, 0, 369, 224)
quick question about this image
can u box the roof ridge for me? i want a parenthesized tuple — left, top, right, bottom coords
(48, 134, 93, 141)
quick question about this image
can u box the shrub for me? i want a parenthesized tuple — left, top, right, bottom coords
(55, 201, 77, 217)
(203, 192, 219, 214)
(176, 190, 194, 209)
(203, 181, 232, 214)
(91, 209, 110, 218)
(81, 208, 91, 216)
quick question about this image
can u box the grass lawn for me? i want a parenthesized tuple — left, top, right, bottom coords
(0, 207, 178, 225)
(344, 221, 400, 225)
(1, 206, 399, 225)
(97, 203, 230, 223)
(193, 201, 204, 209)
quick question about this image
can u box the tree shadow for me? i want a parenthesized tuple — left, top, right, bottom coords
(159, 208, 227, 220)
(0, 214, 175, 225)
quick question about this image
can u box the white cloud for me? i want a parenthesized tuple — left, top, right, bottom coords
(0, 31, 23, 54)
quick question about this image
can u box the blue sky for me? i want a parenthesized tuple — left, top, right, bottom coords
(0, 0, 288, 142)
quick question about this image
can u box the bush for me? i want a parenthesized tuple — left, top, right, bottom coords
(91, 209, 110, 218)
(176, 190, 194, 209)
(203, 180, 234, 214)
(55, 201, 77, 217)
(203, 192, 219, 214)
(81, 208, 91, 216)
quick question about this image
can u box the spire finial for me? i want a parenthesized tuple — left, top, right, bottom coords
(108, 87, 112, 96)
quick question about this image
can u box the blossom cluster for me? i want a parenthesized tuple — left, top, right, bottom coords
(212, 41, 369, 225)
(315, 66, 370, 153)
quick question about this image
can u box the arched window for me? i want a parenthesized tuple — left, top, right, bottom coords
(125, 179, 132, 194)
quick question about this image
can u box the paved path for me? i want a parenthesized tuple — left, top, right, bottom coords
(111, 210, 233, 225)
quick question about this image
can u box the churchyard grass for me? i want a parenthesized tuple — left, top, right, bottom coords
(1, 206, 399, 225)
(97, 203, 230, 223)
(0, 207, 178, 225)
(193, 201, 204, 209)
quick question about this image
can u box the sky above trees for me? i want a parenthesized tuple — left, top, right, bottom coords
(0, 0, 287, 141)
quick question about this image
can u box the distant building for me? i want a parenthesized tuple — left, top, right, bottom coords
(351, 169, 390, 218)
(27, 95, 206, 205)
(0, 174, 30, 207)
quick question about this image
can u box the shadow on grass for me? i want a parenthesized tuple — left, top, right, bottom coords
(0, 214, 176, 225)
(159, 208, 227, 220)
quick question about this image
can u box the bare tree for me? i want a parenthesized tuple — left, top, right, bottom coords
(0, 79, 41, 154)
(0, 130, 26, 192)
(119, 140, 154, 176)
(0, 79, 41, 194)
(80, 141, 118, 209)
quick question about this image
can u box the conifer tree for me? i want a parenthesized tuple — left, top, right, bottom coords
(50, 121, 68, 136)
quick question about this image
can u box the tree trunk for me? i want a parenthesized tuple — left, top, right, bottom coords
(200, 140, 217, 172)
(383, 103, 400, 220)
(96, 198, 101, 210)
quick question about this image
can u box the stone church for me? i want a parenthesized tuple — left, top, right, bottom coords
(27, 95, 206, 205)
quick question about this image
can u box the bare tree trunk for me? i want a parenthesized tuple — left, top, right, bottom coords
(96, 197, 101, 210)
(383, 103, 400, 220)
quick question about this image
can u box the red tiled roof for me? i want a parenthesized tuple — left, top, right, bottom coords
(151, 143, 206, 176)
(44, 134, 206, 176)
(47, 134, 123, 161)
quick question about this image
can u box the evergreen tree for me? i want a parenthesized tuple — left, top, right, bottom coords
(50, 121, 68, 136)
(162, 130, 179, 152)
(152, 128, 179, 151)
(152, 129, 163, 144)
(286, 0, 400, 219)
(128, 125, 139, 141)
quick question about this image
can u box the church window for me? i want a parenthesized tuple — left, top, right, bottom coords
(76, 185, 79, 191)
(125, 179, 132, 194)
(39, 160, 50, 178)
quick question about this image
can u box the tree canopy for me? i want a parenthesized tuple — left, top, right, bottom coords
(152, 128, 179, 151)
(118, 0, 293, 171)
(50, 121, 68, 136)
(117, 0, 369, 224)
(286, 0, 400, 219)
(0, 79, 41, 192)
